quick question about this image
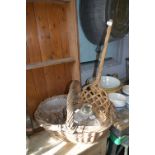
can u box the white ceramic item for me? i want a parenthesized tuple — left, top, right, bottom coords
(122, 85, 129, 95)
(108, 93, 127, 107)
(100, 76, 121, 89)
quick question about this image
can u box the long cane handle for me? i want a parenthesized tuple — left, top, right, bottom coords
(95, 19, 113, 85)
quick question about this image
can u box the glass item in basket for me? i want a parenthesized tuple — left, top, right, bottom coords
(74, 103, 100, 126)
(80, 103, 93, 115)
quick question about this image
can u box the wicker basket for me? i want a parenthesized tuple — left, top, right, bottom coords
(64, 80, 115, 143)
(34, 81, 115, 143)
(34, 95, 68, 140)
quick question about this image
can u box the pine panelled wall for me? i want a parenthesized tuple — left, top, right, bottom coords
(26, 0, 80, 116)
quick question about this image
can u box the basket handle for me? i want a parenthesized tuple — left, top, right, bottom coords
(94, 19, 113, 85)
(66, 80, 81, 128)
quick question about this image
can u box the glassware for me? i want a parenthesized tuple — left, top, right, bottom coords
(74, 103, 100, 126)
(80, 103, 93, 115)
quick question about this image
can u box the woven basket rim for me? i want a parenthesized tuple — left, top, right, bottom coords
(38, 94, 67, 106)
(34, 93, 112, 132)
(34, 95, 67, 129)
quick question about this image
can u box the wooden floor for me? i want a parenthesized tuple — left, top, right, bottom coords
(27, 131, 108, 155)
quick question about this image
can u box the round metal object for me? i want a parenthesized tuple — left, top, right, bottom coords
(80, 0, 129, 45)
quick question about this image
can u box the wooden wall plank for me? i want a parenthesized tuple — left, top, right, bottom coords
(45, 64, 72, 95)
(33, 2, 70, 98)
(26, 3, 42, 63)
(26, 42, 31, 64)
(26, 70, 48, 116)
(46, 2, 69, 58)
(26, 1, 80, 116)
(65, 0, 80, 81)
(33, 2, 55, 60)
(27, 64, 72, 116)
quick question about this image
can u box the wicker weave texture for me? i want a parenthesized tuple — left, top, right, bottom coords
(80, 84, 112, 122)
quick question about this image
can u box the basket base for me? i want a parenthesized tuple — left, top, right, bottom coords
(64, 129, 109, 144)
